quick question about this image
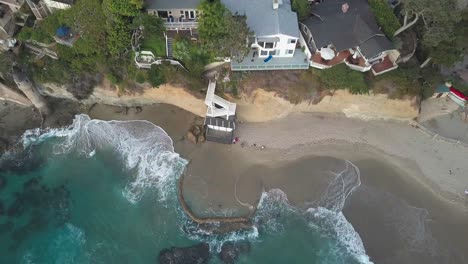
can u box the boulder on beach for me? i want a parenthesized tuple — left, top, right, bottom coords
(219, 241, 251, 264)
(186, 125, 206, 144)
(158, 242, 210, 264)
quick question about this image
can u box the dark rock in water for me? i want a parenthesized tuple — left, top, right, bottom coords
(7, 196, 26, 217)
(23, 178, 40, 190)
(158, 243, 210, 264)
(0, 221, 14, 234)
(0, 147, 45, 174)
(0, 175, 6, 190)
(0, 200, 4, 215)
(219, 241, 251, 264)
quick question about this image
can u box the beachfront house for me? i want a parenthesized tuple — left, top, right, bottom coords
(25, 0, 73, 20)
(0, 0, 24, 12)
(145, 0, 199, 33)
(0, 3, 16, 49)
(204, 80, 237, 144)
(299, 0, 400, 75)
(221, 0, 309, 71)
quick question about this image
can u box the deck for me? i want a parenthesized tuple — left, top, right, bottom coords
(371, 55, 398, 75)
(311, 50, 350, 67)
(231, 49, 309, 71)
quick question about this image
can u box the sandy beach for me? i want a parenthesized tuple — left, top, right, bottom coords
(85, 102, 468, 263)
(1, 99, 468, 263)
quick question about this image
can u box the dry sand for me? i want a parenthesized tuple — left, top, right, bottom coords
(43, 83, 419, 123)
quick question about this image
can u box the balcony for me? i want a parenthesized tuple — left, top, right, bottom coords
(231, 49, 309, 71)
(164, 17, 198, 30)
(371, 55, 398, 75)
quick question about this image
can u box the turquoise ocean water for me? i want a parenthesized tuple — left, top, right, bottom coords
(0, 115, 372, 264)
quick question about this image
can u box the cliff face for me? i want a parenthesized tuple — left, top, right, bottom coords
(40, 83, 419, 122)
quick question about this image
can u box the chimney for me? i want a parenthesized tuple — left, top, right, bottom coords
(342, 3, 349, 13)
(273, 0, 279, 9)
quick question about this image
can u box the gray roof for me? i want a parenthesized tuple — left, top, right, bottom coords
(221, 0, 300, 38)
(303, 0, 394, 58)
(145, 0, 200, 10)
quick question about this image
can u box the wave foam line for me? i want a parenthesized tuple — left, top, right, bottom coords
(22, 114, 188, 203)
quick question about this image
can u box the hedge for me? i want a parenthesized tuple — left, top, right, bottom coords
(368, 0, 401, 39)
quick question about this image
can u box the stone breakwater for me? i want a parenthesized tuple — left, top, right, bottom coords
(178, 174, 256, 234)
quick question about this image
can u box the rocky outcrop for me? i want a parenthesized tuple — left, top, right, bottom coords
(219, 241, 251, 264)
(186, 125, 206, 144)
(12, 72, 50, 116)
(158, 243, 210, 264)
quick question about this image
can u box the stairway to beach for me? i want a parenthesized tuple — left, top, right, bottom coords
(166, 37, 173, 59)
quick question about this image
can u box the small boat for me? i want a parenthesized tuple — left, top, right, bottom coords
(448, 86, 467, 108)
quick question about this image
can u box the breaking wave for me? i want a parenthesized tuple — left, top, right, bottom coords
(183, 159, 372, 263)
(252, 159, 372, 264)
(21, 114, 187, 203)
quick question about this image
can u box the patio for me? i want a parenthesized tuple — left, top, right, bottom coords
(311, 50, 349, 67)
(371, 55, 398, 75)
(231, 49, 309, 71)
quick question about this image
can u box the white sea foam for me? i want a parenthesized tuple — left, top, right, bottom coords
(22, 114, 187, 203)
(252, 160, 372, 264)
(307, 207, 373, 264)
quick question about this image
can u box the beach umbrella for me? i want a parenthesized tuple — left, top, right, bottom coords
(320, 47, 335, 60)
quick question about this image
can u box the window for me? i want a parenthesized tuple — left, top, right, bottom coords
(268, 50, 277, 56)
(265, 42, 274, 49)
(287, 49, 294, 54)
(288, 39, 297, 44)
(260, 50, 268, 56)
(168, 11, 172, 14)
(258, 41, 265, 47)
(180, 11, 184, 14)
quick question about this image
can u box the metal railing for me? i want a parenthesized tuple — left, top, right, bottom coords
(164, 21, 198, 29)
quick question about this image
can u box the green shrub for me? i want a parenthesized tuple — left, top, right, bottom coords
(317, 64, 368, 94)
(107, 73, 119, 85)
(135, 72, 146, 83)
(148, 66, 165, 88)
(368, 0, 400, 38)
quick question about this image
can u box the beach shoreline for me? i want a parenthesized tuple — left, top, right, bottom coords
(1, 99, 468, 263)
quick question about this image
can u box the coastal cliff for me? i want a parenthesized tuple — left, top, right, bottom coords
(40, 83, 419, 122)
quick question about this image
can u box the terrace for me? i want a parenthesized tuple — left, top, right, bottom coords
(371, 55, 398, 75)
(163, 17, 198, 31)
(231, 49, 309, 71)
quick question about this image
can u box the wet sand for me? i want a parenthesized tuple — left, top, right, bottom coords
(2, 101, 468, 263)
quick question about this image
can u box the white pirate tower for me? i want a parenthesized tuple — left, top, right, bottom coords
(204, 80, 237, 144)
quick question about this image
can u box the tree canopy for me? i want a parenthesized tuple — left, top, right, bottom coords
(291, 0, 310, 21)
(198, 0, 229, 45)
(402, 0, 461, 47)
(198, 0, 252, 59)
(427, 10, 468, 66)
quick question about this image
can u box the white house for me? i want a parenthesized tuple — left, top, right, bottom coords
(0, 0, 24, 12)
(26, 0, 73, 20)
(221, 0, 309, 71)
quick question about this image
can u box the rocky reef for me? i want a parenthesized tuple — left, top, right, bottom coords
(158, 243, 210, 264)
